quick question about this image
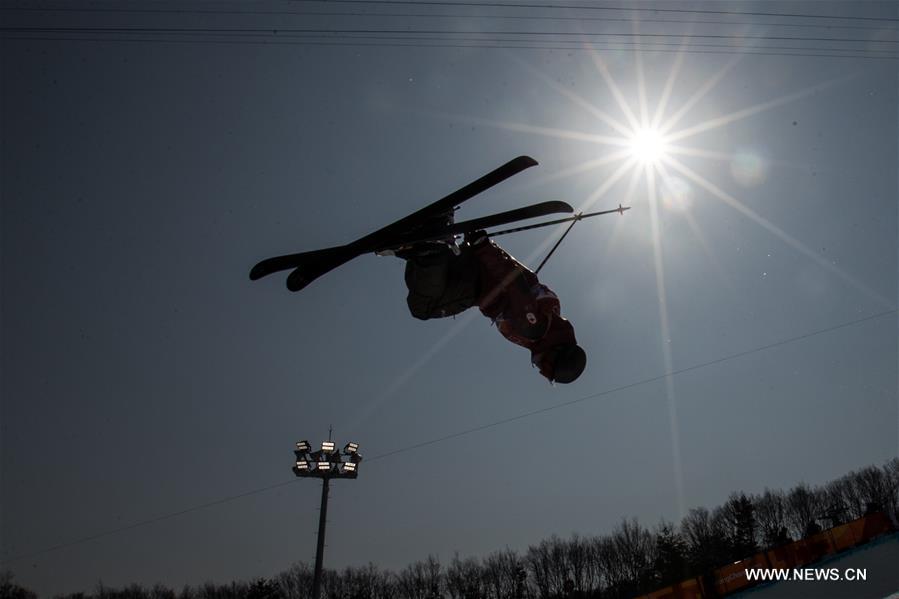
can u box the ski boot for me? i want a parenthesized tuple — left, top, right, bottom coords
(377, 208, 460, 259)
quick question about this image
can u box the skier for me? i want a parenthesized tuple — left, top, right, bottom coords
(394, 228, 587, 384)
(249, 156, 618, 383)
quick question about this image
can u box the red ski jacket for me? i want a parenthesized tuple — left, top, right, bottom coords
(471, 241, 578, 379)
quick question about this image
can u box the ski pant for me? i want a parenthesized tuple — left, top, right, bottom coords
(404, 246, 480, 320)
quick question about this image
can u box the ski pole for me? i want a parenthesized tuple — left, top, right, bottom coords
(535, 214, 581, 274)
(486, 204, 630, 239)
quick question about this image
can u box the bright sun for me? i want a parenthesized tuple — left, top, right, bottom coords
(629, 127, 668, 164)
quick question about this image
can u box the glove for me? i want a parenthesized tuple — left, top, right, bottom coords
(465, 229, 489, 246)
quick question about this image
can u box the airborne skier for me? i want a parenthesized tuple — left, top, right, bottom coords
(250, 156, 625, 383)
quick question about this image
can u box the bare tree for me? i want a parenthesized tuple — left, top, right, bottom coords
(651, 521, 688, 588)
(883, 457, 899, 523)
(445, 553, 484, 599)
(149, 583, 177, 599)
(337, 563, 394, 599)
(595, 535, 624, 596)
(850, 466, 892, 514)
(720, 493, 758, 559)
(178, 585, 197, 599)
(1, 571, 38, 599)
(564, 533, 599, 594)
(784, 483, 824, 539)
(525, 536, 567, 599)
(395, 555, 441, 599)
(276, 563, 313, 599)
(615, 519, 654, 585)
(194, 581, 250, 599)
(821, 475, 846, 519)
(246, 579, 282, 599)
(481, 548, 522, 599)
(753, 489, 791, 549)
(320, 569, 346, 599)
(681, 507, 729, 573)
(595, 519, 655, 597)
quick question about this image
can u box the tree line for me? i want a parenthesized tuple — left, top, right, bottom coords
(4, 458, 897, 599)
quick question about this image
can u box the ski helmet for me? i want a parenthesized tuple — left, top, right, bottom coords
(550, 344, 587, 383)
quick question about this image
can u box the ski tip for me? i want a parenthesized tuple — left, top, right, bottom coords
(286, 269, 309, 292)
(249, 263, 266, 280)
(512, 155, 539, 168)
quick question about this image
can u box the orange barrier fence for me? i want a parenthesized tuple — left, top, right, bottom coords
(713, 553, 770, 596)
(642, 577, 705, 599)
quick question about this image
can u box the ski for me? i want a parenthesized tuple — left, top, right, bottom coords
(249, 156, 537, 284)
(378, 200, 574, 249)
(363, 155, 538, 245)
(283, 200, 573, 292)
(251, 156, 540, 291)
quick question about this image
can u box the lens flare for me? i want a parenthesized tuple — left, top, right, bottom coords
(730, 149, 769, 187)
(661, 176, 692, 211)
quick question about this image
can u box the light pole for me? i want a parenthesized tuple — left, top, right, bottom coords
(293, 437, 362, 599)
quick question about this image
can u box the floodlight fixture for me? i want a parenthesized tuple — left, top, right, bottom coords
(343, 462, 357, 473)
(295, 440, 311, 453)
(344, 442, 359, 454)
(295, 460, 309, 471)
(317, 461, 331, 471)
(321, 441, 336, 453)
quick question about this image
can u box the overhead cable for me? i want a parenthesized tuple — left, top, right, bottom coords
(1, 5, 895, 32)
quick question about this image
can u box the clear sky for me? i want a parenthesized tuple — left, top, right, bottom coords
(1, 1, 897, 596)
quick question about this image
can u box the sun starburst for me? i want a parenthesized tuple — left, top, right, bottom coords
(628, 127, 670, 165)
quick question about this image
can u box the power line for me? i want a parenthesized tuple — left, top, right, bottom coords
(6, 0, 896, 23)
(252, 36, 899, 56)
(367, 309, 899, 461)
(2, 307, 894, 565)
(59, 26, 887, 50)
(2, 5, 895, 32)
(0, 479, 299, 566)
(4, 15, 895, 60)
(6, 34, 895, 61)
(4, 26, 896, 60)
(287, 0, 899, 23)
(4, 26, 896, 45)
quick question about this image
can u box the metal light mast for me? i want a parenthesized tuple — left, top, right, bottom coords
(292, 437, 362, 599)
